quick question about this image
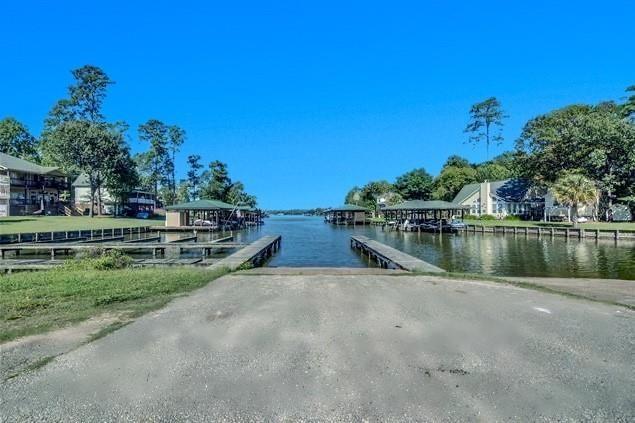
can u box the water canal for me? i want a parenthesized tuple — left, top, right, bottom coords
(239, 215, 635, 280)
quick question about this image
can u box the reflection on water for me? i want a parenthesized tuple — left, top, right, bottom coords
(243, 216, 635, 280)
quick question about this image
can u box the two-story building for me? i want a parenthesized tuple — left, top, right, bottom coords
(0, 152, 69, 217)
(72, 174, 156, 216)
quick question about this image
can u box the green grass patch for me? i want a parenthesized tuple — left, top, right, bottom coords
(0, 215, 165, 235)
(0, 266, 229, 343)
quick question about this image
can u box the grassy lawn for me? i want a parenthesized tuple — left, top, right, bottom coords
(463, 219, 635, 231)
(0, 266, 228, 342)
(0, 215, 165, 235)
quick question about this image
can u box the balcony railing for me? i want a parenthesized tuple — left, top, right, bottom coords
(9, 178, 69, 190)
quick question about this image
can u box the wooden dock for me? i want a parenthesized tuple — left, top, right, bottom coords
(0, 241, 245, 260)
(209, 235, 281, 271)
(460, 224, 635, 240)
(350, 236, 445, 273)
(0, 226, 153, 244)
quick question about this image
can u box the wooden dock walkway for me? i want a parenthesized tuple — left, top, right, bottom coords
(460, 224, 635, 240)
(351, 236, 445, 273)
(0, 241, 245, 260)
(209, 235, 281, 271)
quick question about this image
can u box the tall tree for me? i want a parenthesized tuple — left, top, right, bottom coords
(433, 166, 478, 201)
(186, 154, 203, 200)
(464, 97, 507, 160)
(394, 168, 434, 200)
(137, 119, 168, 201)
(165, 125, 186, 205)
(40, 65, 128, 217)
(442, 155, 471, 170)
(44, 65, 113, 126)
(43, 121, 127, 216)
(516, 103, 635, 216)
(0, 117, 38, 160)
(344, 186, 363, 206)
(104, 135, 139, 215)
(622, 85, 635, 120)
(176, 180, 191, 203)
(551, 173, 598, 224)
(201, 160, 232, 201)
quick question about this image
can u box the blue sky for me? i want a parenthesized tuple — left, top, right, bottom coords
(1, 1, 634, 209)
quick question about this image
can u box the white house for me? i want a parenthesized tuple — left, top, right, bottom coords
(452, 179, 544, 219)
(452, 178, 602, 221)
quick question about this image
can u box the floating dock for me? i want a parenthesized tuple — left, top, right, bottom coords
(351, 235, 444, 273)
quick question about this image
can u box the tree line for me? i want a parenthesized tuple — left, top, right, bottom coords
(344, 87, 635, 220)
(0, 65, 257, 216)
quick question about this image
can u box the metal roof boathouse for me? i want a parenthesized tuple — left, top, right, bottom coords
(324, 204, 369, 225)
(165, 199, 262, 229)
(382, 200, 469, 221)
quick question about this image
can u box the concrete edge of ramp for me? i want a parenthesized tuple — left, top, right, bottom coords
(236, 267, 409, 276)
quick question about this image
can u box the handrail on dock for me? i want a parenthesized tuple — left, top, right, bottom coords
(351, 236, 444, 273)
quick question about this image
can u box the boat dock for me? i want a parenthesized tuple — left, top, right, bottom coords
(0, 241, 245, 260)
(0, 235, 278, 273)
(209, 235, 281, 271)
(0, 226, 154, 244)
(460, 224, 635, 240)
(350, 235, 445, 273)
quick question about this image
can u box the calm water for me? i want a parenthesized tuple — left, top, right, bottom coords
(240, 215, 635, 280)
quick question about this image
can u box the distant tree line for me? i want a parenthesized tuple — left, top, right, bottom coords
(0, 65, 257, 216)
(344, 87, 635, 220)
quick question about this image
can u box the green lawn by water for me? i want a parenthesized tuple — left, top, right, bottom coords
(0, 266, 227, 342)
(0, 216, 165, 235)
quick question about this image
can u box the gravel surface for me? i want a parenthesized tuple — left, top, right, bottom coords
(1, 272, 633, 422)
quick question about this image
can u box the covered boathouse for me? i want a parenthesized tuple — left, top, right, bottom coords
(324, 204, 368, 225)
(165, 199, 262, 229)
(381, 200, 469, 222)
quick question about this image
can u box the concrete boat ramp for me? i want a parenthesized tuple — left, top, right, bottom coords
(1, 268, 632, 421)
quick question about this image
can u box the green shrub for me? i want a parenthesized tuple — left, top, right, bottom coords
(503, 215, 522, 221)
(64, 249, 132, 270)
(479, 214, 496, 220)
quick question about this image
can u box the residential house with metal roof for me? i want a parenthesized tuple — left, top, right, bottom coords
(0, 152, 69, 216)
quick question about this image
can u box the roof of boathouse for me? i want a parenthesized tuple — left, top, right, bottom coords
(328, 204, 369, 212)
(165, 199, 235, 211)
(383, 200, 469, 211)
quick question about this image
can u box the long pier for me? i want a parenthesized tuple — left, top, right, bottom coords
(0, 226, 153, 244)
(209, 235, 281, 271)
(0, 241, 245, 260)
(460, 224, 635, 240)
(351, 236, 444, 273)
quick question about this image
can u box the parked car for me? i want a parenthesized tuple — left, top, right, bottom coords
(574, 216, 589, 223)
(136, 211, 150, 219)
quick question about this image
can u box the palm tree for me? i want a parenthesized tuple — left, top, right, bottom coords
(551, 173, 598, 225)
